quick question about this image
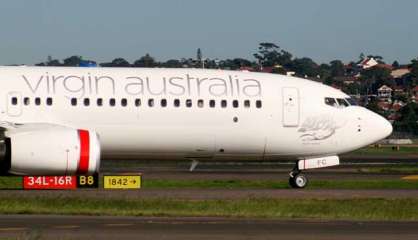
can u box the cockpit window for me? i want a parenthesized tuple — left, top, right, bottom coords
(325, 97, 338, 107)
(337, 98, 350, 107)
(346, 97, 358, 106)
(325, 97, 352, 108)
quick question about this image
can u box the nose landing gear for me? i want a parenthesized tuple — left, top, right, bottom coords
(289, 167, 308, 189)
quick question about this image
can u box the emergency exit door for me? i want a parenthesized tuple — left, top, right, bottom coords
(282, 87, 300, 127)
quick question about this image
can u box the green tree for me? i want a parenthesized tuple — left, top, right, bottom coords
(394, 103, 418, 135)
(253, 42, 293, 68)
(111, 58, 131, 67)
(343, 83, 361, 95)
(318, 63, 331, 80)
(290, 57, 318, 78)
(162, 59, 182, 68)
(63, 56, 83, 66)
(409, 59, 418, 88)
(329, 60, 345, 77)
(133, 54, 156, 67)
(359, 66, 392, 94)
(366, 99, 382, 115)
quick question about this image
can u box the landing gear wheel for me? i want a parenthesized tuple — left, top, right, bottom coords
(289, 174, 308, 189)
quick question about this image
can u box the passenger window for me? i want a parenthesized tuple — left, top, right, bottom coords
(337, 98, 349, 107)
(325, 98, 337, 107)
(161, 99, 167, 107)
(174, 99, 180, 107)
(24, 97, 30, 106)
(35, 97, 41, 106)
(244, 100, 250, 108)
(97, 98, 103, 106)
(221, 100, 227, 108)
(121, 98, 128, 107)
(186, 99, 192, 108)
(209, 100, 215, 108)
(109, 98, 116, 107)
(233, 100, 239, 108)
(11, 97, 18, 105)
(256, 100, 262, 108)
(197, 99, 204, 108)
(71, 98, 77, 106)
(84, 98, 90, 106)
(46, 97, 53, 106)
(148, 99, 154, 107)
(135, 99, 141, 107)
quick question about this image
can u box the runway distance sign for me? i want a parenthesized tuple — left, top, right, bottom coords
(23, 176, 77, 190)
(22, 175, 99, 190)
(103, 175, 141, 189)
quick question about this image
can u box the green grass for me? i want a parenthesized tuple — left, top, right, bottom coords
(359, 166, 418, 174)
(1, 196, 418, 221)
(143, 179, 418, 189)
(0, 176, 22, 189)
(348, 146, 418, 156)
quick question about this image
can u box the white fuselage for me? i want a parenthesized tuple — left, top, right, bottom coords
(0, 66, 392, 161)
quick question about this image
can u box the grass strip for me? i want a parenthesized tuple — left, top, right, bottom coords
(359, 166, 418, 174)
(143, 179, 418, 189)
(349, 146, 418, 156)
(1, 196, 418, 221)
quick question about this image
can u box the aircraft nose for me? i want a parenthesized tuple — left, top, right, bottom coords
(368, 110, 393, 141)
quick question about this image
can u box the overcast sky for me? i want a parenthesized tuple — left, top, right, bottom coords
(0, 0, 417, 65)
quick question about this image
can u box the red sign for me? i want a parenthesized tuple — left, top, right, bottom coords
(23, 176, 77, 190)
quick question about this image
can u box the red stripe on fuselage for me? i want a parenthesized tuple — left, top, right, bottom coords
(77, 130, 90, 174)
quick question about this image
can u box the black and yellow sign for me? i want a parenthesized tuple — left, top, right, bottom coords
(103, 175, 141, 189)
(77, 174, 99, 188)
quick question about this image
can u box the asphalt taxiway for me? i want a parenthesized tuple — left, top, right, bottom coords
(0, 159, 416, 239)
(0, 215, 417, 240)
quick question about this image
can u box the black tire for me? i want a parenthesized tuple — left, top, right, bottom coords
(293, 174, 308, 188)
(288, 176, 296, 188)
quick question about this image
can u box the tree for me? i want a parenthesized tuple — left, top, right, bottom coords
(290, 57, 318, 78)
(359, 53, 366, 62)
(100, 58, 130, 67)
(329, 60, 345, 77)
(47, 59, 62, 66)
(359, 66, 392, 94)
(133, 54, 156, 67)
(253, 42, 293, 68)
(392, 60, 400, 68)
(111, 58, 130, 67)
(394, 103, 418, 135)
(162, 59, 182, 68)
(317, 63, 331, 80)
(366, 99, 382, 115)
(63, 56, 83, 66)
(324, 76, 334, 86)
(197, 48, 202, 62)
(409, 59, 418, 88)
(343, 83, 361, 95)
(232, 58, 253, 68)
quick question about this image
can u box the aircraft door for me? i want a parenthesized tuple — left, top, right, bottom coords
(6, 92, 22, 117)
(282, 87, 300, 127)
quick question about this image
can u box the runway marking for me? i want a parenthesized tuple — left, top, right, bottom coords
(53, 225, 80, 229)
(0, 227, 27, 231)
(402, 175, 418, 180)
(105, 223, 134, 227)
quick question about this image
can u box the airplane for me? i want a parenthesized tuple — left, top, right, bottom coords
(0, 66, 392, 188)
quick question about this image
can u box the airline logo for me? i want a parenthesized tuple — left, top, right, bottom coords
(22, 73, 262, 98)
